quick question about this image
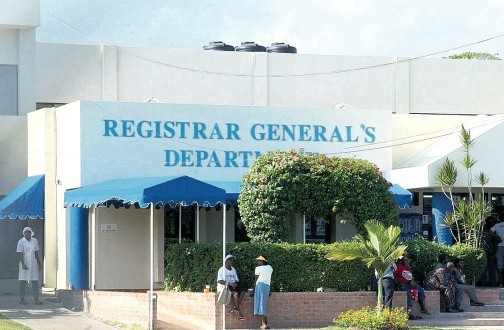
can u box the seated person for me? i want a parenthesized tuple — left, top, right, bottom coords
(393, 251, 430, 319)
(449, 259, 484, 306)
(424, 254, 464, 313)
(217, 254, 245, 319)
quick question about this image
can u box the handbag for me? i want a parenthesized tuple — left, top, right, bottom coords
(410, 288, 419, 301)
(217, 286, 231, 304)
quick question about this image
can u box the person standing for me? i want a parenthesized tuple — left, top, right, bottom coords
(17, 227, 42, 305)
(380, 263, 396, 309)
(254, 255, 273, 329)
(490, 221, 504, 286)
(217, 254, 245, 319)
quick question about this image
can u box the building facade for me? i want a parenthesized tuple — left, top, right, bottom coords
(2, 2, 504, 291)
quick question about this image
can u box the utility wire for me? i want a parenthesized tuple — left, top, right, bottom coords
(27, 101, 504, 166)
(34, 0, 504, 78)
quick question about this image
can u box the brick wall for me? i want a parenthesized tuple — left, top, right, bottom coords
(157, 290, 441, 329)
(156, 291, 216, 329)
(56, 288, 498, 329)
(474, 288, 501, 304)
(57, 290, 154, 328)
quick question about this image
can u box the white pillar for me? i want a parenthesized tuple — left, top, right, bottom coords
(196, 204, 200, 243)
(222, 204, 227, 329)
(178, 204, 182, 243)
(91, 205, 96, 290)
(149, 203, 154, 330)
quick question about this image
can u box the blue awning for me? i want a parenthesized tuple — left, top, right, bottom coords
(64, 175, 227, 208)
(208, 181, 241, 204)
(389, 184, 413, 209)
(210, 181, 413, 209)
(0, 175, 45, 220)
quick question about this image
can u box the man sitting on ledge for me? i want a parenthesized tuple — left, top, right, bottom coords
(424, 254, 464, 313)
(449, 259, 485, 306)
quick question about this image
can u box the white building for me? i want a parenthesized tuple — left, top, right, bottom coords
(2, 2, 504, 291)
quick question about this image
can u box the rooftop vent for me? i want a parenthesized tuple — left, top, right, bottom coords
(235, 41, 266, 52)
(203, 41, 235, 51)
(266, 42, 297, 54)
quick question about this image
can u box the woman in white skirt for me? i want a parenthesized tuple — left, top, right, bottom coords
(253, 255, 273, 329)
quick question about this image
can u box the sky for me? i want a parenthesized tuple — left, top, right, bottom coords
(36, 0, 504, 58)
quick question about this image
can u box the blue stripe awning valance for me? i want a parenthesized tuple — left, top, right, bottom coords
(64, 175, 227, 208)
(0, 175, 45, 220)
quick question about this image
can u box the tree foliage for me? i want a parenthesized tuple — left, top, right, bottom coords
(444, 52, 500, 60)
(327, 220, 406, 311)
(164, 241, 371, 292)
(238, 150, 398, 242)
(435, 125, 492, 248)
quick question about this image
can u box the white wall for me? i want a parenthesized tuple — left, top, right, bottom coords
(0, 30, 18, 63)
(94, 207, 164, 289)
(27, 109, 46, 175)
(0, 29, 37, 116)
(428, 123, 504, 188)
(410, 59, 504, 114)
(0, 116, 27, 195)
(54, 103, 82, 288)
(75, 101, 391, 184)
(392, 114, 471, 168)
(334, 217, 358, 241)
(35, 43, 504, 116)
(0, 0, 40, 29)
(36, 44, 103, 104)
(204, 209, 234, 243)
(27, 104, 82, 288)
(0, 0, 39, 116)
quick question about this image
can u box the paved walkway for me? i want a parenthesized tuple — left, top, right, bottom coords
(0, 292, 116, 330)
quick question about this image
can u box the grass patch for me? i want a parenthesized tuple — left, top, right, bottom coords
(103, 319, 145, 329)
(0, 314, 31, 329)
(326, 327, 441, 330)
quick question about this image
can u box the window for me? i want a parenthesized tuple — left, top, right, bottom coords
(305, 215, 331, 243)
(165, 206, 195, 243)
(36, 103, 66, 110)
(0, 65, 17, 115)
(234, 207, 250, 242)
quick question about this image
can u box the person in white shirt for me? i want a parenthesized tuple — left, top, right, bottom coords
(490, 221, 504, 285)
(253, 255, 273, 329)
(217, 254, 245, 319)
(17, 227, 42, 305)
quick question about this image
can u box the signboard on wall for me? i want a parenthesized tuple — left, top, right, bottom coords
(78, 101, 392, 184)
(101, 224, 117, 232)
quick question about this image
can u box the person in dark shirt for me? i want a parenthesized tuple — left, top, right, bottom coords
(424, 254, 463, 313)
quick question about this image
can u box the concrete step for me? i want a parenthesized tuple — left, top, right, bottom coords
(408, 301, 504, 328)
(464, 303, 504, 313)
(410, 310, 504, 327)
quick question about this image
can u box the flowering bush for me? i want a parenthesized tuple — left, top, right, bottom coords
(334, 307, 408, 330)
(238, 150, 398, 242)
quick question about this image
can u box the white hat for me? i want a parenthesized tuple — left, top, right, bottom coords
(225, 254, 234, 262)
(22, 227, 34, 236)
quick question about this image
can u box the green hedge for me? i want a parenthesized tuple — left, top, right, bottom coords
(164, 239, 486, 292)
(164, 242, 372, 292)
(405, 239, 487, 284)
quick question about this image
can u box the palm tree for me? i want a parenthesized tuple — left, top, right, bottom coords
(326, 220, 406, 311)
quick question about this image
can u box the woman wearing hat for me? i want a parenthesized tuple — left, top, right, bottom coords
(217, 254, 245, 319)
(254, 255, 273, 329)
(17, 227, 42, 305)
